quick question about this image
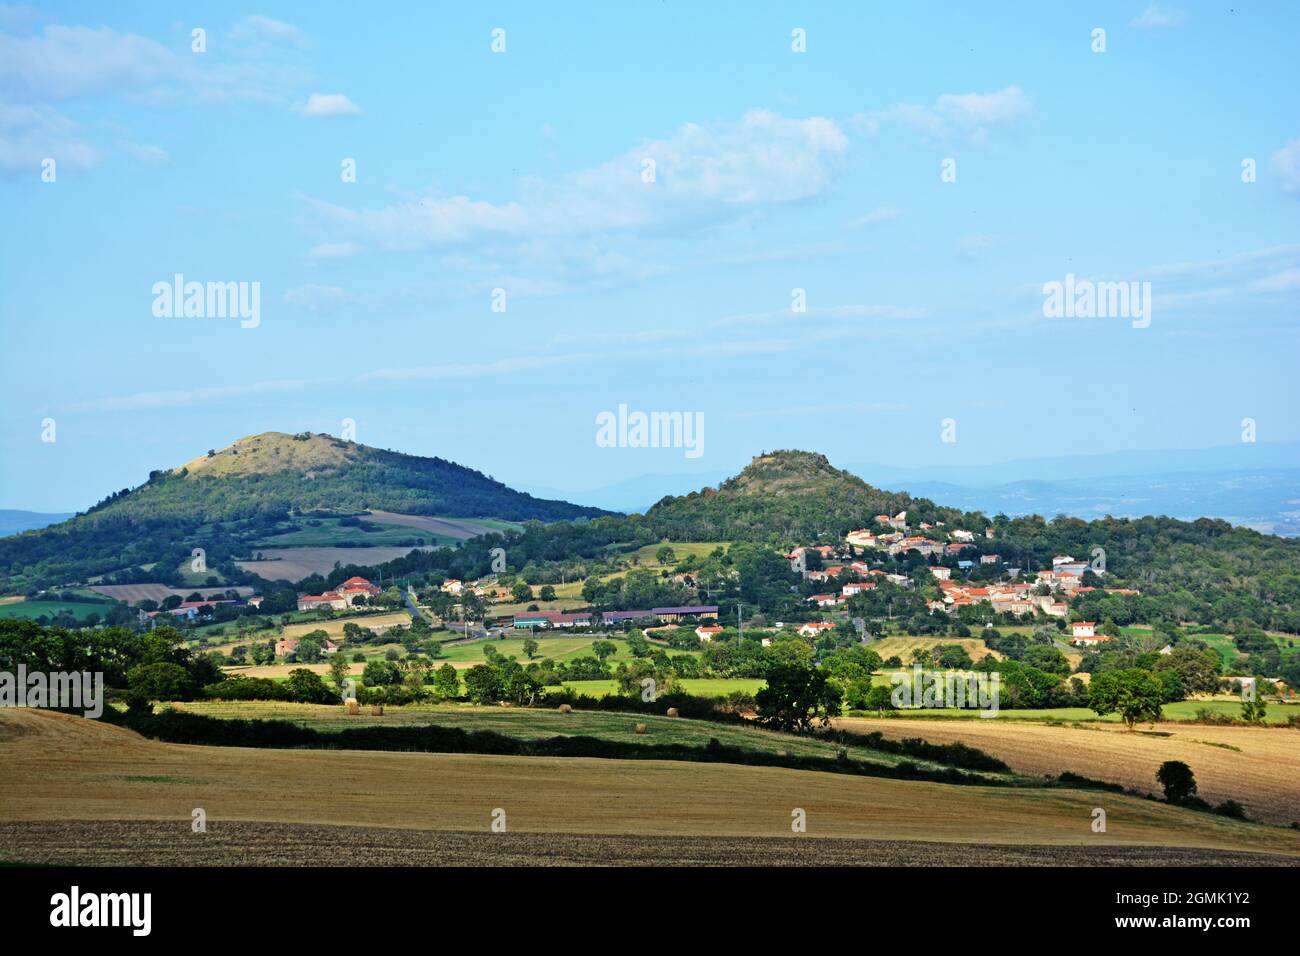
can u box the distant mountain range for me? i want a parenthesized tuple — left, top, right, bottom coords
(0, 510, 74, 537)
(524, 442, 1300, 535)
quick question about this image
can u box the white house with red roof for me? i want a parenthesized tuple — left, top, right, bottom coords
(798, 621, 836, 637)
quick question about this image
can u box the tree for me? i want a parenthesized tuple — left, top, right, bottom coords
(864, 684, 896, 717)
(328, 654, 351, 690)
(362, 659, 401, 687)
(463, 664, 503, 704)
(1241, 689, 1268, 724)
(1156, 760, 1197, 804)
(655, 545, 677, 565)
(538, 585, 556, 602)
(755, 663, 843, 732)
(522, 637, 539, 660)
(511, 582, 534, 603)
(433, 663, 461, 699)
(1088, 668, 1164, 730)
(126, 662, 195, 702)
(285, 668, 338, 704)
(1153, 646, 1221, 694)
(591, 640, 617, 662)
(295, 633, 325, 663)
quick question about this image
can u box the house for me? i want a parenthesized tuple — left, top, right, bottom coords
(930, 567, 952, 580)
(652, 605, 719, 623)
(276, 636, 338, 658)
(1070, 633, 1112, 647)
(760, 635, 773, 648)
(841, 581, 875, 596)
(1071, 621, 1097, 639)
(246, 595, 264, 608)
(808, 594, 843, 607)
(298, 576, 381, 612)
(951, 529, 975, 543)
(512, 611, 592, 629)
(297, 592, 348, 612)
(980, 554, 1000, 565)
(798, 622, 836, 637)
(696, 624, 724, 642)
(602, 610, 658, 626)
(440, 579, 464, 595)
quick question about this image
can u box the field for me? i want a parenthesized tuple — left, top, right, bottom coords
(438, 635, 661, 665)
(174, 701, 937, 768)
(366, 511, 520, 539)
(237, 546, 432, 581)
(854, 698, 1300, 724)
(87, 583, 254, 604)
(251, 517, 443, 549)
(561, 678, 764, 698)
(867, 636, 1002, 663)
(0, 598, 114, 621)
(2, 708, 1296, 865)
(277, 611, 411, 642)
(835, 716, 1300, 825)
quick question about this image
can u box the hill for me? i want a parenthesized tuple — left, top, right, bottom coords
(644, 450, 913, 542)
(0, 432, 608, 591)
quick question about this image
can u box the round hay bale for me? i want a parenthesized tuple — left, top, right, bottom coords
(634, 723, 648, 735)
(370, 704, 384, 716)
(557, 703, 573, 714)
(665, 707, 679, 718)
(344, 699, 360, 715)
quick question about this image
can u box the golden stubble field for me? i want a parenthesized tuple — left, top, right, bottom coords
(1, 710, 1297, 863)
(834, 717, 1300, 825)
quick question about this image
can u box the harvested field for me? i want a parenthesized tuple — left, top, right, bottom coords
(0, 821, 1290, 867)
(238, 547, 430, 581)
(366, 511, 514, 540)
(835, 717, 1300, 825)
(88, 584, 254, 603)
(869, 636, 1002, 663)
(2, 710, 1296, 861)
(278, 611, 410, 641)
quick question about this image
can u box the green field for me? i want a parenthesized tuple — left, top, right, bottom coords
(174, 700, 957, 772)
(0, 599, 114, 622)
(250, 516, 445, 549)
(439, 635, 702, 667)
(560, 677, 764, 698)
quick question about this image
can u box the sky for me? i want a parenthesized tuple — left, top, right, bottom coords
(1, 1, 1298, 512)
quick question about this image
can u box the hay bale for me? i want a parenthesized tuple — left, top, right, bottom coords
(665, 707, 679, 718)
(634, 723, 648, 735)
(557, 704, 573, 714)
(370, 704, 384, 716)
(344, 699, 360, 715)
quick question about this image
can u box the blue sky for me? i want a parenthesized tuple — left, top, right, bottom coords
(2, 1, 1298, 511)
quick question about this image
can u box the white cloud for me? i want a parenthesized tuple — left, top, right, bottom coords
(1130, 5, 1186, 28)
(0, 25, 176, 99)
(1271, 138, 1300, 192)
(856, 85, 1030, 139)
(301, 92, 361, 117)
(231, 15, 306, 48)
(957, 233, 998, 257)
(0, 101, 98, 171)
(848, 206, 899, 228)
(310, 110, 847, 251)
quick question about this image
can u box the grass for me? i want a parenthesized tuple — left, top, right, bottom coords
(174, 700, 951, 770)
(436, 636, 695, 666)
(0, 599, 113, 622)
(251, 516, 448, 549)
(560, 678, 763, 698)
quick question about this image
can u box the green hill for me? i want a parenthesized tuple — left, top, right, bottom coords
(644, 450, 913, 542)
(0, 432, 608, 591)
